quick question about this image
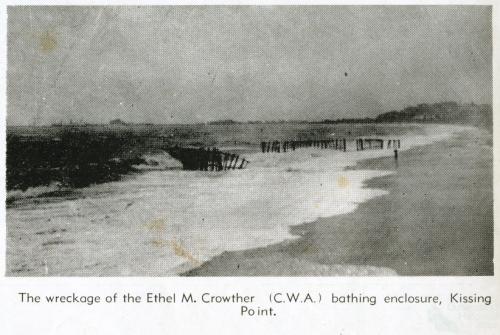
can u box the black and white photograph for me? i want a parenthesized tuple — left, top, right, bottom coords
(5, 5, 493, 277)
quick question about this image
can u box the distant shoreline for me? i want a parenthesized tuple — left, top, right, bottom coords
(7, 101, 492, 130)
(5, 118, 491, 128)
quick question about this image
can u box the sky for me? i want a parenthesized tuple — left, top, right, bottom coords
(7, 6, 492, 125)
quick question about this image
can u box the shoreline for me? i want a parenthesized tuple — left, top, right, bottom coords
(6, 124, 491, 276)
(183, 126, 493, 276)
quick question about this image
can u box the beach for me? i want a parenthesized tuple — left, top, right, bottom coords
(184, 126, 493, 276)
(6, 124, 491, 276)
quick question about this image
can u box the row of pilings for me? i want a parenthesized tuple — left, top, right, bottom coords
(261, 139, 347, 153)
(356, 138, 401, 151)
(166, 146, 249, 171)
(165, 138, 402, 171)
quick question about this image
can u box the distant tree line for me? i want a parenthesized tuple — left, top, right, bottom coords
(320, 102, 492, 129)
(375, 102, 492, 129)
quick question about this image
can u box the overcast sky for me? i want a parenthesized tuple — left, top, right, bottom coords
(7, 6, 492, 125)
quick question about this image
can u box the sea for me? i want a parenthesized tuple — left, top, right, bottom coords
(6, 123, 464, 276)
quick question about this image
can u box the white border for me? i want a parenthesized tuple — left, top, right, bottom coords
(1, 2, 498, 334)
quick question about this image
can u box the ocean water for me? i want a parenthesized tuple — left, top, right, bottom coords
(6, 124, 464, 276)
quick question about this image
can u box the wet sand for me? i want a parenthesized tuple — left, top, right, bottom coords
(184, 127, 493, 276)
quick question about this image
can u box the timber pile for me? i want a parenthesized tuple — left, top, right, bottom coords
(166, 146, 249, 171)
(260, 139, 347, 153)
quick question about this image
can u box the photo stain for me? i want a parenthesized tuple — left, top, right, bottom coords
(144, 218, 166, 231)
(337, 175, 350, 188)
(169, 240, 200, 265)
(151, 238, 200, 265)
(39, 31, 57, 53)
(152, 239, 167, 247)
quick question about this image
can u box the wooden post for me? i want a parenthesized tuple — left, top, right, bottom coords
(225, 153, 231, 170)
(214, 150, 219, 171)
(204, 148, 209, 171)
(217, 150, 223, 171)
(343, 138, 346, 152)
(208, 148, 214, 171)
(196, 148, 202, 170)
(222, 153, 228, 170)
(232, 155, 239, 169)
(228, 154, 235, 170)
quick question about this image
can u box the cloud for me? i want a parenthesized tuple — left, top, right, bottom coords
(7, 6, 492, 125)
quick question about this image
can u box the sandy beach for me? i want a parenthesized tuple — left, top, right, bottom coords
(184, 126, 493, 276)
(6, 124, 492, 276)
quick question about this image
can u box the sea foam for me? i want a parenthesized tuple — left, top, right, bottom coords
(6, 124, 465, 275)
